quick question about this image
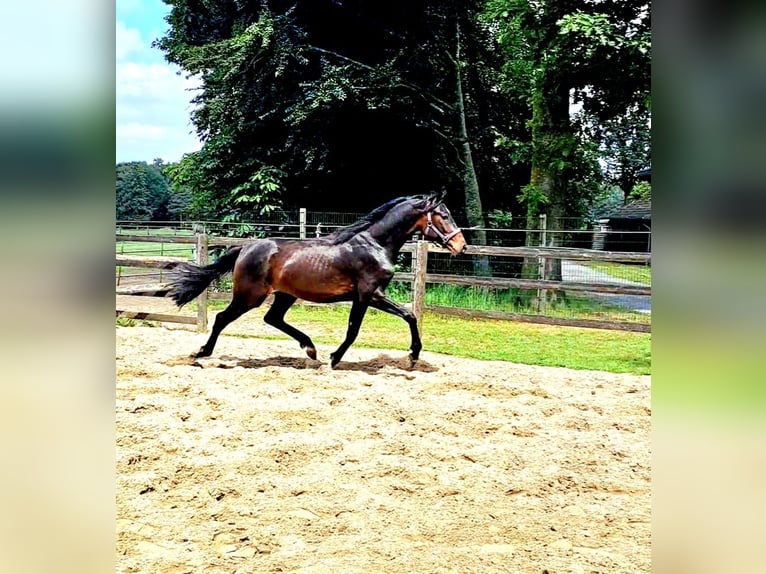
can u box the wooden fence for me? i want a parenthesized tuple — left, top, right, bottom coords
(116, 233, 651, 332)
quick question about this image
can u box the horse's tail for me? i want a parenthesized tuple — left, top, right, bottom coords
(167, 246, 243, 307)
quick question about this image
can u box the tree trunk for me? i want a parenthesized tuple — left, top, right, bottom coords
(522, 75, 570, 307)
(454, 20, 489, 276)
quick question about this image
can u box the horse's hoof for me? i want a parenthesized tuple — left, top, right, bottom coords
(329, 354, 340, 369)
(193, 348, 211, 359)
(408, 353, 418, 368)
(303, 346, 317, 360)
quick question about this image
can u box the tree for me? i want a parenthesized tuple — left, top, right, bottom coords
(154, 0, 527, 235)
(165, 187, 192, 220)
(153, 0, 650, 285)
(116, 161, 172, 221)
(161, 160, 193, 221)
(485, 0, 650, 284)
(597, 103, 651, 202)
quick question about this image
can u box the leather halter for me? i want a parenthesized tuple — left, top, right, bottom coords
(424, 211, 461, 246)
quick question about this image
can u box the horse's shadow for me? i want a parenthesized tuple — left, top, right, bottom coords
(168, 353, 438, 374)
(218, 355, 321, 370)
(332, 354, 438, 374)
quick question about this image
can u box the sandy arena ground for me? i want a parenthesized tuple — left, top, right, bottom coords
(116, 311, 650, 574)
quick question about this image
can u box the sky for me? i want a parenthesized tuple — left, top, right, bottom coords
(116, 0, 202, 164)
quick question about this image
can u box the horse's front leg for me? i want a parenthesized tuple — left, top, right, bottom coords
(329, 300, 368, 368)
(369, 290, 422, 363)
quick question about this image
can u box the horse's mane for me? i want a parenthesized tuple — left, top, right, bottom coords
(327, 195, 424, 245)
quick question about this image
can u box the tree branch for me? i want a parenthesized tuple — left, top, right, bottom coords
(307, 45, 455, 114)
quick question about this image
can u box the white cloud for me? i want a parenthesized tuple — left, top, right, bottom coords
(118, 123, 167, 139)
(116, 21, 144, 60)
(117, 62, 191, 98)
(116, 62, 201, 162)
(116, 20, 202, 162)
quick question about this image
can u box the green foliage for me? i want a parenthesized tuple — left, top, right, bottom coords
(154, 0, 528, 217)
(629, 181, 651, 201)
(559, 10, 650, 53)
(492, 133, 530, 166)
(517, 182, 549, 216)
(486, 209, 514, 228)
(164, 152, 214, 219)
(485, 0, 651, 224)
(165, 187, 192, 220)
(223, 165, 285, 228)
(150, 0, 650, 232)
(116, 161, 172, 221)
(587, 183, 625, 221)
(557, 11, 647, 55)
(596, 104, 651, 198)
(155, 6, 305, 218)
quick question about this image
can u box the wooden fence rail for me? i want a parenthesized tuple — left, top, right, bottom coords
(117, 233, 651, 332)
(393, 272, 650, 297)
(401, 242, 651, 264)
(116, 255, 187, 269)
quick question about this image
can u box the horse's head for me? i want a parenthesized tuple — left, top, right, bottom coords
(414, 190, 467, 255)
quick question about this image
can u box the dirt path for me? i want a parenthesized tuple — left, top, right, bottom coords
(116, 324, 650, 573)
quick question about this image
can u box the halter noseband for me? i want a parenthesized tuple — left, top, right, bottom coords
(424, 211, 461, 246)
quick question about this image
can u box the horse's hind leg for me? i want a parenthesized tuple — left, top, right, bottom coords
(263, 293, 317, 360)
(195, 293, 264, 358)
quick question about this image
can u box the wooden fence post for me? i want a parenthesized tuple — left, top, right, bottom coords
(412, 240, 429, 333)
(537, 213, 547, 312)
(195, 232, 208, 332)
(299, 208, 307, 239)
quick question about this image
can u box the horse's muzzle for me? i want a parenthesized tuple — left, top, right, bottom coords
(446, 232, 468, 255)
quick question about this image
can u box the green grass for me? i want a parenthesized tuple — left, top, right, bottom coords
(116, 241, 194, 257)
(206, 301, 650, 375)
(116, 316, 160, 328)
(582, 261, 651, 284)
(387, 281, 648, 324)
(116, 227, 195, 258)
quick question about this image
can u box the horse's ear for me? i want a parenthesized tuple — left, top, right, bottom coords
(425, 188, 447, 210)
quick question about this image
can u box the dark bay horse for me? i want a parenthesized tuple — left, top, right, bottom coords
(167, 191, 467, 367)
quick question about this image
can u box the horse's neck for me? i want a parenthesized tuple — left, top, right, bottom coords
(366, 211, 419, 256)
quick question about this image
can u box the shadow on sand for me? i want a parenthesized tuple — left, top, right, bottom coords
(166, 352, 438, 374)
